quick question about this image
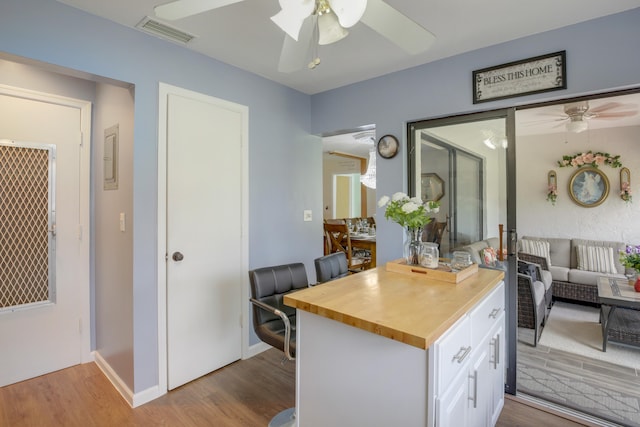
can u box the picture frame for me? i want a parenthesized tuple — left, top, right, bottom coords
(568, 167, 609, 208)
(421, 173, 445, 202)
(472, 51, 566, 104)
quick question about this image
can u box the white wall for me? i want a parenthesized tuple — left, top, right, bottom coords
(517, 125, 640, 244)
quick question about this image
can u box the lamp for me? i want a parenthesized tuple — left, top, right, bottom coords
(360, 148, 376, 189)
(566, 119, 588, 134)
(318, 11, 348, 45)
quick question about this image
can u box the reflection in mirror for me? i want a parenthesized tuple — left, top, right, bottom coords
(408, 116, 507, 256)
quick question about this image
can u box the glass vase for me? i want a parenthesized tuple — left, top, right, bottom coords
(404, 227, 424, 266)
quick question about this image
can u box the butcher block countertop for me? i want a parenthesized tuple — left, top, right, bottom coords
(284, 266, 504, 350)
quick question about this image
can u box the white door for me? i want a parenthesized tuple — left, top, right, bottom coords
(165, 91, 245, 389)
(0, 88, 91, 386)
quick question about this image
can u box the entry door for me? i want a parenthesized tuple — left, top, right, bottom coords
(0, 88, 90, 386)
(166, 91, 245, 389)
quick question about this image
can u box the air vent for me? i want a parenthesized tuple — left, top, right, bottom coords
(136, 17, 197, 44)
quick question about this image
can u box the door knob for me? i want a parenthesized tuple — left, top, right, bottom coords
(172, 252, 184, 262)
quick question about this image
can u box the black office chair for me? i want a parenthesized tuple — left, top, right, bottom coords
(314, 252, 349, 284)
(249, 263, 308, 427)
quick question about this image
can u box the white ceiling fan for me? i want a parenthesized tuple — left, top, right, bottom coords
(154, 0, 436, 72)
(542, 100, 638, 133)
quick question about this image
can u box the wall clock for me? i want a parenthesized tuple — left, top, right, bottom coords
(377, 135, 399, 159)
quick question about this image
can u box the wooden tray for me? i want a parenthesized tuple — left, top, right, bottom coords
(385, 259, 478, 284)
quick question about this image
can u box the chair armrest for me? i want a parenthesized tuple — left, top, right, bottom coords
(518, 252, 549, 270)
(518, 259, 543, 282)
(250, 298, 294, 361)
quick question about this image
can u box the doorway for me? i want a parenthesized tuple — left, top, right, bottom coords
(408, 109, 517, 396)
(322, 127, 377, 222)
(157, 84, 248, 391)
(514, 90, 640, 425)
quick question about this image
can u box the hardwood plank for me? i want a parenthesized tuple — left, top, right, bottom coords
(0, 348, 588, 426)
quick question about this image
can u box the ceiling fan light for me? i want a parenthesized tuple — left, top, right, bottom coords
(318, 12, 348, 45)
(566, 120, 588, 133)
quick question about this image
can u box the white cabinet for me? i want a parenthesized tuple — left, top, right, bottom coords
(432, 281, 505, 427)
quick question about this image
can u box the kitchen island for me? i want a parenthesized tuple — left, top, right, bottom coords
(284, 265, 505, 427)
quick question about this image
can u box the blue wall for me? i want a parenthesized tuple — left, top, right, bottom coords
(0, 0, 321, 393)
(310, 8, 640, 263)
(1, 0, 639, 396)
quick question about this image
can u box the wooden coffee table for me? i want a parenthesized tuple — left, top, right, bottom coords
(597, 276, 640, 351)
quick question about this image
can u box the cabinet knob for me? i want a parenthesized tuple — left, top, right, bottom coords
(172, 251, 184, 262)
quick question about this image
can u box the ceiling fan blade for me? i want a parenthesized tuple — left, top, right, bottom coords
(593, 111, 638, 119)
(154, 0, 244, 20)
(360, 0, 435, 55)
(278, 15, 316, 73)
(271, 0, 315, 41)
(329, 0, 368, 28)
(588, 102, 623, 114)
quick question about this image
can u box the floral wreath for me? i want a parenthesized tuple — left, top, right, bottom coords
(557, 151, 622, 169)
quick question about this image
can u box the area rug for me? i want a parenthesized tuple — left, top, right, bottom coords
(539, 301, 640, 370)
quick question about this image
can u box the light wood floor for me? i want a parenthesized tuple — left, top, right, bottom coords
(0, 349, 587, 427)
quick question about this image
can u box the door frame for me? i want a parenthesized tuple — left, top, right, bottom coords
(0, 83, 92, 367)
(157, 83, 249, 393)
(407, 108, 517, 395)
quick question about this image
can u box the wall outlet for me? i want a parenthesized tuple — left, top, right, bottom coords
(303, 210, 312, 222)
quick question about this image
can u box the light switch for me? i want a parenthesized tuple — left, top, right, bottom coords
(303, 210, 312, 222)
(119, 212, 126, 232)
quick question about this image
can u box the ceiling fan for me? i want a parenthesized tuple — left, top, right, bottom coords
(154, 0, 436, 72)
(544, 101, 638, 133)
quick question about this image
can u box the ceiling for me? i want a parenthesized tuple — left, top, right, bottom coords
(57, 0, 640, 95)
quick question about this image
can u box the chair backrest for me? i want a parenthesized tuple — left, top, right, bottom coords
(248, 263, 308, 356)
(323, 222, 353, 259)
(424, 221, 446, 246)
(314, 252, 349, 284)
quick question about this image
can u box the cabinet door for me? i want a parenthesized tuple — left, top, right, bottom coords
(468, 347, 490, 427)
(436, 369, 469, 427)
(489, 314, 506, 426)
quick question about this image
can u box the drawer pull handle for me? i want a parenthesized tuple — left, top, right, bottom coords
(488, 308, 501, 319)
(468, 371, 478, 408)
(491, 335, 500, 369)
(452, 346, 471, 363)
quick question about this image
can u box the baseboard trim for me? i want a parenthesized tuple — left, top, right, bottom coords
(245, 341, 271, 359)
(93, 351, 166, 408)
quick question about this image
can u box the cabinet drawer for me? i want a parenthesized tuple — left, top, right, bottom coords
(434, 315, 471, 392)
(469, 281, 505, 348)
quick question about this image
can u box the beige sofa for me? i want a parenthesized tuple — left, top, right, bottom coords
(518, 236, 627, 304)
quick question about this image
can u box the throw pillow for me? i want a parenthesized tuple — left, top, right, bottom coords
(482, 247, 497, 266)
(576, 245, 617, 274)
(520, 239, 552, 268)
